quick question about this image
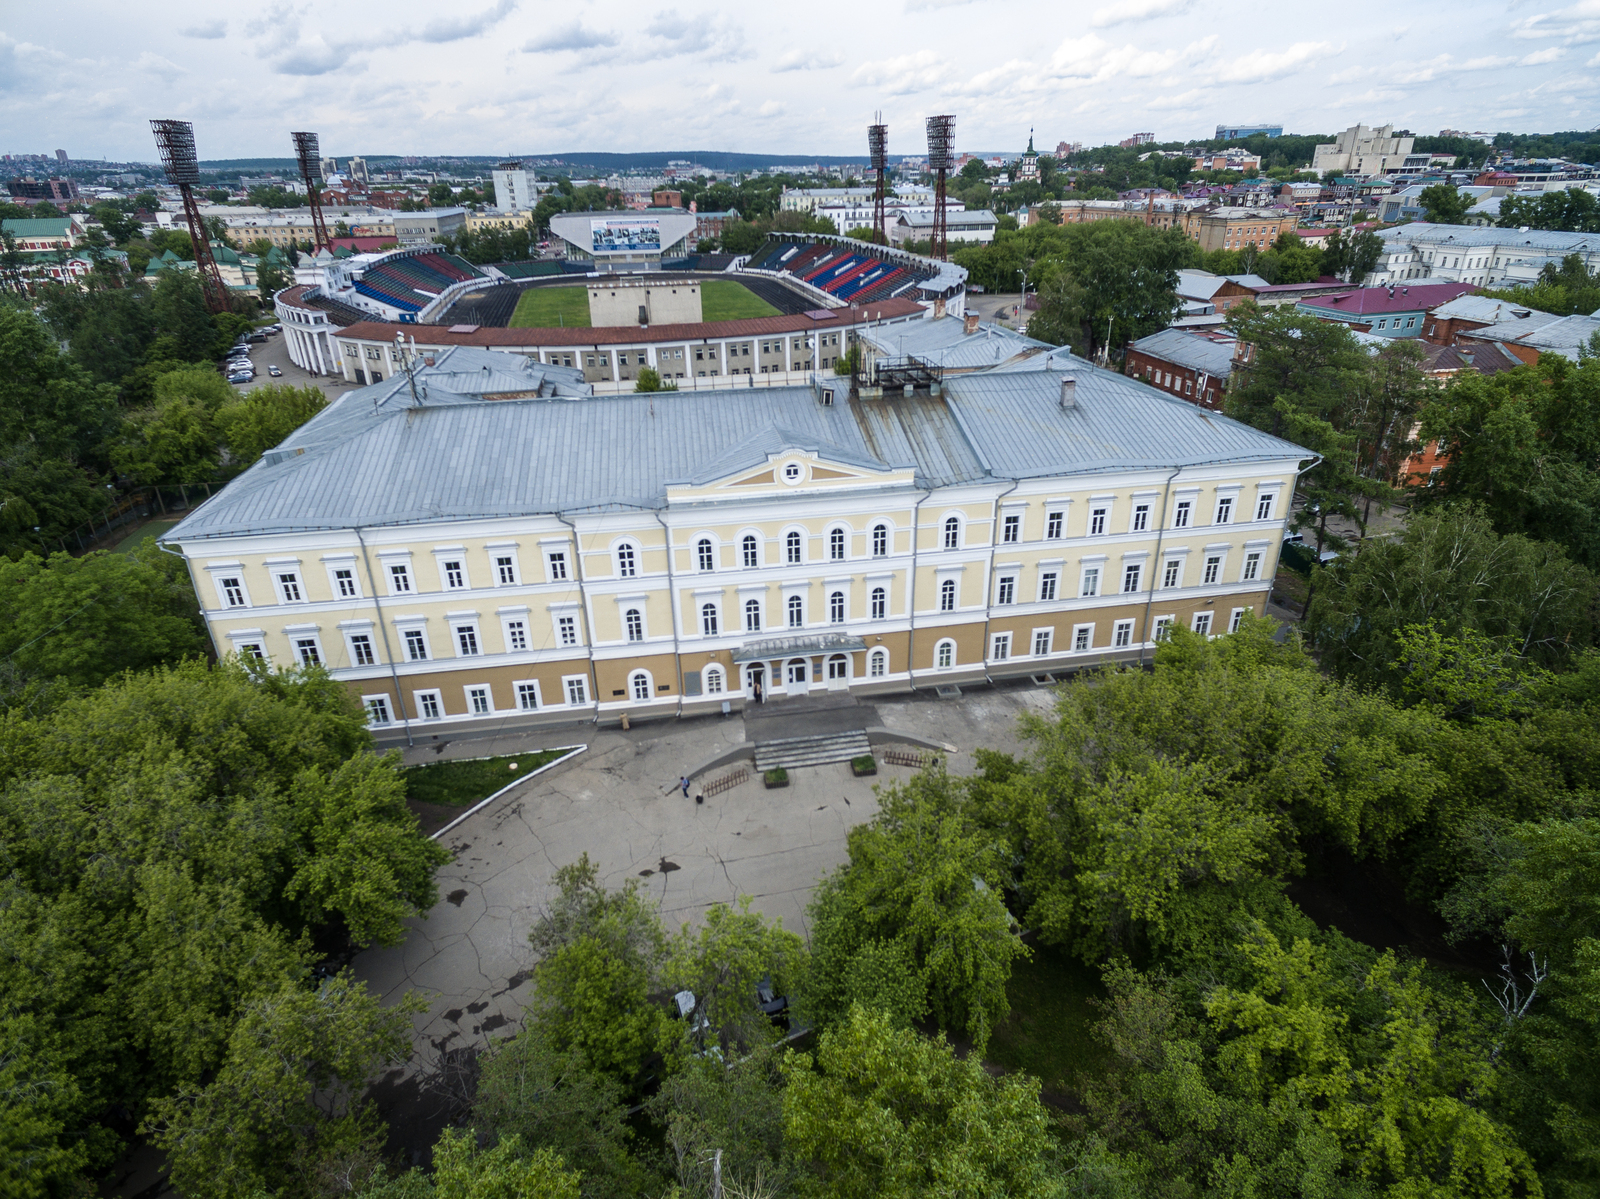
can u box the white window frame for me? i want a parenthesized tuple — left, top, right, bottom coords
(941, 578, 959, 611)
(1130, 503, 1151, 533)
(827, 525, 849, 561)
(786, 594, 804, 629)
(1031, 627, 1054, 657)
(452, 621, 482, 657)
(1037, 570, 1058, 602)
(784, 527, 805, 565)
(623, 606, 646, 643)
(274, 569, 307, 605)
(614, 540, 640, 579)
(1072, 623, 1094, 652)
(362, 695, 393, 726)
(695, 536, 717, 573)
(214, 573, 251, 609)
(991, 632, 1012, 660)
(384, 561, 413, 596)
(1229, 607, 1247, 633)
(700, 601, 721, 637)
(703, 665, 725, 694)
(501, 612, 530, 653)
(563, 675, 590, 706)
(829, 590, 847, 623)
(513, 679, 542, 711)
(554, 612, 579, 647)
(465, 684, 494, 716)
(1173, 499, 1193, 528)
(870, 586, 887, 620)
(1080, 563, 1102, 597)
(226, 629, 268, 662)
(1153, 615, 1175, 641)
(629, 669, 653, 702)
(489, 545, 521, 586)
(1088, 505, 1109, 536)
(1214, 496, 1235, 525)
(1002, 513, 1021, 544)
(743, 597, 763, 633)
(1112, 619, 1134, 648)
(343, 626, 378, 667)
(1255, 492, 1277, 522)
(545, 548, 569, 582)
(868, 648, 888, 677)
(941, 514, 962, 550)
(396, 620, 432, 662)
(435, 550, 470, 592)
(1121, 562, 1142, 594)
(994, 575, 1015, 606)
(414, 689, 444, 720)
(871, 522, 890, 557)
(741, 532, 761, 569)
(1192, 611, 1214, 637)
(290, 631, 325, 668)
(1046, 509, 1064, 539)
(934, 638, 956, 670)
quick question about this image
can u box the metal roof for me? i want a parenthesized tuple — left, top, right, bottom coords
(1379, 222, 1599, 253)
(1128, 328, 1238, 377)
(859, 316, 1046, 370)
(168, 349, 1311, 541)
(1462, 313, 1600, 360)
(1428, 294, 1562, 328)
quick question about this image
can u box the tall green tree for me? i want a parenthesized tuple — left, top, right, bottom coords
(1419, 182, 1474, 224)
(1498, 188, 1600, 234)
(216, 383, 327, 469)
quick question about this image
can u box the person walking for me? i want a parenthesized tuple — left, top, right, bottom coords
(680, 776, 691, 798)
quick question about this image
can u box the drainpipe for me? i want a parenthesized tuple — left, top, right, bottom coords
(979, 476, 1021, 686)
(904, 488, 932, 691)
(1137, 466, 1184, 669)
(555, 511, 602, 724)
(651, 508, 687, 718)
(156, 539, 221, 662)
(355, 526, 414, 746)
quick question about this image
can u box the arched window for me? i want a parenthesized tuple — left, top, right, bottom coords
(616, 543, 637, 577)
(827, 654, 849, 680)
(871, 587, 886, 620)
(742, 534, 759, 568)
(829, 528, 846, 560)
(744, 598, 762, 632)
(625, 608, 644, 642)
(786, 530, 803, 564)
(869, 648, 888, 677)
(630, 670, 651, 701)
(701, 603, 719, 636)
(943, 516, 960, 550)
(939, 578, 956, 611)
(936, 639, 955, 669)
(872, 523, 889, 557)
(829, 591, 845, 623)
(696, 538, 715, 572)
(703, 665, 724, 694)
(787, 595, 803, 628)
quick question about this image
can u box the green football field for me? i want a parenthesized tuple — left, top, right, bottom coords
(700, 279, 780, 320)
(509, 286, 592, 328)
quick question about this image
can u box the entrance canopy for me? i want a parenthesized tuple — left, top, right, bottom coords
(733, 632, 867, 663)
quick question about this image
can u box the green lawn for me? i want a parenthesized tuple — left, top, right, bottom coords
(509, 286, 591, 328)
(113, 520, 180, 555)
(985, 941, 1108, 1094)
(700, 279, 779, 321)
(404, 749, 568, 807)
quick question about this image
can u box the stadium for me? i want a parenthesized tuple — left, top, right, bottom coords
(275, 219, 968, 389)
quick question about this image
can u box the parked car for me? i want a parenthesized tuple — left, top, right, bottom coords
(267, 365, 282, 377)
(228, 373, 252, 385)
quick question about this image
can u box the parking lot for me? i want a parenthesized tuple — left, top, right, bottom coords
(229, 324, 365, 399)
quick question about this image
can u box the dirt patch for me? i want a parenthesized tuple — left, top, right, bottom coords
(407, 800, 461, 837)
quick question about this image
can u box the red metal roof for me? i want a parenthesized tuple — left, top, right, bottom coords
(1301, 282, 1478, 317)
(335, 298, 927, 347)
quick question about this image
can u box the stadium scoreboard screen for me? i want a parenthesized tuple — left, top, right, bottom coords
(590, 218, 662, 254)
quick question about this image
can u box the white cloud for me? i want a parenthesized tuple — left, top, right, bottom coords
(1090, 0, 1193, 27)
(902, 0, 980, 9)
(136, 51, 185, 80)
(1511, 0, 1600, 42)
(523, 23, 618, 53)
(646, 10, 744, 57)
(1461, 55, 1516, 69)
(417, 0, 517, 43)
(270, 38, 358, 77)
(851, 49, 946, 94)
(758, 99, 786, 116)
(1048, 33, 1218, 82)
(1214, 41, 1335, 84)
(1327, 64, 1376, 83)
(1144, 86, 1210, 110)
(1518, 46, 1566, 63)
(773, 47, 845, 71)
(180, 19, 226, 39)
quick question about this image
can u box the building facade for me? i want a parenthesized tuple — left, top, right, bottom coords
(1179, 207, 1299, 253)
(163, 350, 1313, 744)
(1367, 223, 1600, 288)
(1124, 328, 1237, 409)
(1312, 125, 1417, 177)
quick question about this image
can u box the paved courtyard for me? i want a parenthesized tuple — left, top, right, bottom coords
(353, 686, 1054, 1061)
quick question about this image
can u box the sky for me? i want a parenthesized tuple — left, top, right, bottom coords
(3, 0, 1599, 163)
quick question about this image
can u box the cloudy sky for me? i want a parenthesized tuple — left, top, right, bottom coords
(4, 0, 1599, 162)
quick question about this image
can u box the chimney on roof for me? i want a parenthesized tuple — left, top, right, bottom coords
(964, 311, 979, 335)
(1059, 376, 1077, 409)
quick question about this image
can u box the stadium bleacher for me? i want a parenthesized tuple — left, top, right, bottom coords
(352, 252, 485, 313)
(746, 236, 938, 306)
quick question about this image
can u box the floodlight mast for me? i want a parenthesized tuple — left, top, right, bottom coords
(149, 119, 229, 314)
(291, 131, 331, 252)
(868, 117, 888, 247)
(925, 114, 954, 261)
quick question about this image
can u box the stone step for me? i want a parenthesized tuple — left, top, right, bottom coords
(754, 730, 872, 772)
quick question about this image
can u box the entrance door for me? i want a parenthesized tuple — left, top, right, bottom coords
(826, 654, 850, 690)
(785, 658, 809, 695)
(746, 664, 766, 703)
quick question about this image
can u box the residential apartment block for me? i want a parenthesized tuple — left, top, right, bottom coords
(163, 348, 1312, 743)
(1178, 207, 1299, 254)
(1311, 124, 1418, 177)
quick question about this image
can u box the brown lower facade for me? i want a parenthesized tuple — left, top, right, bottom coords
(356, 591, 1266, 745)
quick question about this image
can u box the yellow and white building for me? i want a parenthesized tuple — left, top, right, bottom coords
(163, 347, 1314, 744)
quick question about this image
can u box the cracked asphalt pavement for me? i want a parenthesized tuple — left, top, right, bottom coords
(353, 689, 1043, 1061)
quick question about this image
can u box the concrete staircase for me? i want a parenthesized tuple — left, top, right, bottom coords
(753, 730, 872, 773)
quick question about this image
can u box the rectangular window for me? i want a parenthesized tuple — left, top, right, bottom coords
(1256, 494, 1275, 521)
(996, 576, 1015, 605)
(220, 577, 246, 607)
(1132, 504, 1150, 532)
(443, 560, 466, 589)
(565, 677, 588, 706)
(1003, 514, 1020, 543)
(1038, 571, 1058, 602)
(1174, 500, 1191, 528)
(333, 568, 357, 598)
(1203, 555, 1221, 585)
(417, 692, 441, 720)
(388, 564, 411, 593)
(278, 572, 303, 603)
(349, 634, 375, 666)
(467, 687, 491, 716)
(1229, 608, 1246, 633)
(1162, 559, 1181, 588)
(295, 638, 320, 666)
(455, 626, 480, 656)
(496, 555, 517, 585)
(516, 682, 539, 711)
(237, 642, 264, 660)
(1032, 629, 1053, 656)
(1074, 625, 1092, 651)
(1215, 496, 1234, 525)
(1081, 566, 1100, 597)
(1193, 612, 1213, 636)
(557, 615, 577, 646)
(991, 633, 1011, 661)
(1122, 563, 1142, 593)
(364, 697, 391, 725)
(1046, 510, 1063, 539)
(1154, 616, 1174, 641)
(1113, 619, 1133, 648)
(505, 620, 527, 652)
(1089, 506, 1108, 536)
(546, 551, 568, 581)
(1243, 551, 1262, 582)
(404, 629, 428, 661)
